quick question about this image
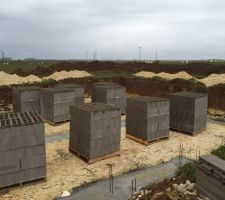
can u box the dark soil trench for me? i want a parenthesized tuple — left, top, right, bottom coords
(0, 77, 225, 112)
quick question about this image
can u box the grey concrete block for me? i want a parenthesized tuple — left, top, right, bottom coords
(70, 103, 121, 160)
(169, 92, 208, 134)
(0, 160, 20, 175)
(0, 134, 45, 151)
(20, 167, 46, 181)
(0, 148, 25, 162)
(126, 96, 169, 141)
(12, 86, 41, 112)
(0, 111, 46, 188)
(92, 83, 126, 114)
(24, 145, 45, 158)
(20, 155, 46, 170)
(196, 155, 225, 200)
(40, 85, 84, 123)
(0, 172, 21, 188)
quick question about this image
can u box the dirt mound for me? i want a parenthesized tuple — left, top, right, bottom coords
(158, 71, 193, 80)
(135, 71, 156, 78)
(0, 70, 92, 86)
(135, 71, 194, 80)
(10, 61, 225, 77)
(200, 74, 225, 87)
(135, 71, 225, 86)
(43, 70, 92, 81)
(0, 71, 41, 86)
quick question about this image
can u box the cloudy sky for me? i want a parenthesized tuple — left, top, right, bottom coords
(0, 0, 225, 60)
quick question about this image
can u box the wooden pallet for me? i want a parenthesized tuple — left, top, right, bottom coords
(69, 148, 120, 164)
(126, 134, 169, 146)
(0, 177, 46, 192)
(43, 119, 70, 126)
(170, 127, 206, 136)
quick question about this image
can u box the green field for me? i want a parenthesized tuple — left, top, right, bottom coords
(1, 59, 225, 75)
(0, 61, 56, 73)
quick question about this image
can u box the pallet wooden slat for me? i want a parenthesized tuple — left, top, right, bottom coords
(170, 127, 206, 136)
(69, 148, 120, 164)
(43, 119, 70, 126)
(126, 134, 169, 146)
(0, 177, 46, 192)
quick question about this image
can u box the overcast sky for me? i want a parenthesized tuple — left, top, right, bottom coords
(0, 0, 225, 60)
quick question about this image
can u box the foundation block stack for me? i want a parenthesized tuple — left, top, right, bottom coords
(92, 82, 126, 114)
(169, 92, 208, 135)
(0, 111, 46, 188)
(126, 96, 169, 144)
(40, 85, 84, 124)
(69, 103, 121, 163)
(12, 86, 41, 112)
(195, 155, 225, 200)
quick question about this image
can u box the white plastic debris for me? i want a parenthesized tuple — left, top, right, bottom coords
(61, 191, 71, 197)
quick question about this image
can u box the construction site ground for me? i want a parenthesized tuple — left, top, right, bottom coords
(0, 117, 224, 200)
(56, 157, 190, 200)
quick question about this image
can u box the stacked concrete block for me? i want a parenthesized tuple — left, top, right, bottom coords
(92, 82, 126, 114)
(40, 85, 84, 124)
(0, 111, 46, 188)
(12, 86, 41, 112)
(169, 92, 208, 134)
(69, 103, 121, 162)
(56, 83, 83, 89)
(196, 154, 225, 200)
(126, 96, 169, 142)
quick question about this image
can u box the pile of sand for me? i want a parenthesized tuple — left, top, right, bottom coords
(200, 74, 225, 87)
(135, 71, 225, 86)
(43, 70, 92, 81)
(0, 71, 41, 86)
(135, 71, 156, 78)
(158, 71, 193, 80)
(135, 71, 193, 80)
(0, 70, 92, 86)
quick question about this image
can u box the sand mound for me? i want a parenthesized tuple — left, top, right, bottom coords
(135, 71, 193, 80)
(200, 74, 225, 87)
(0, 71, 42, 86)
(0, 70, 92, 86)
(135, 71, 225, 86)
(135, 71, 156, 78)
(43, 70, 92, 81)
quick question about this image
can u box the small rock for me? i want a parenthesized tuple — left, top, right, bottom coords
(166, 193, 175, 200)
(61, 191, 71, 197)
(176, 184, 186, 193)
(172, 183, 178, 189)
(145, 190, 151, 194)
(166, 187, 171, 193)
(152, 192, 164, 200)
(185, 180, 191, 186)
(184, 191, 197, 196)
(186, 183, 195, 191)
(134, 191, 139, 196)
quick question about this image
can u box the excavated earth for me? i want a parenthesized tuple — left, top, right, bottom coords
(1, 77, 225, 112)
(11, 61, 225, 77)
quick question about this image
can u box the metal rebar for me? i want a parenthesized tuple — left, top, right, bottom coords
(131, 179, 133, 197)
(134, 178, 136, 192)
